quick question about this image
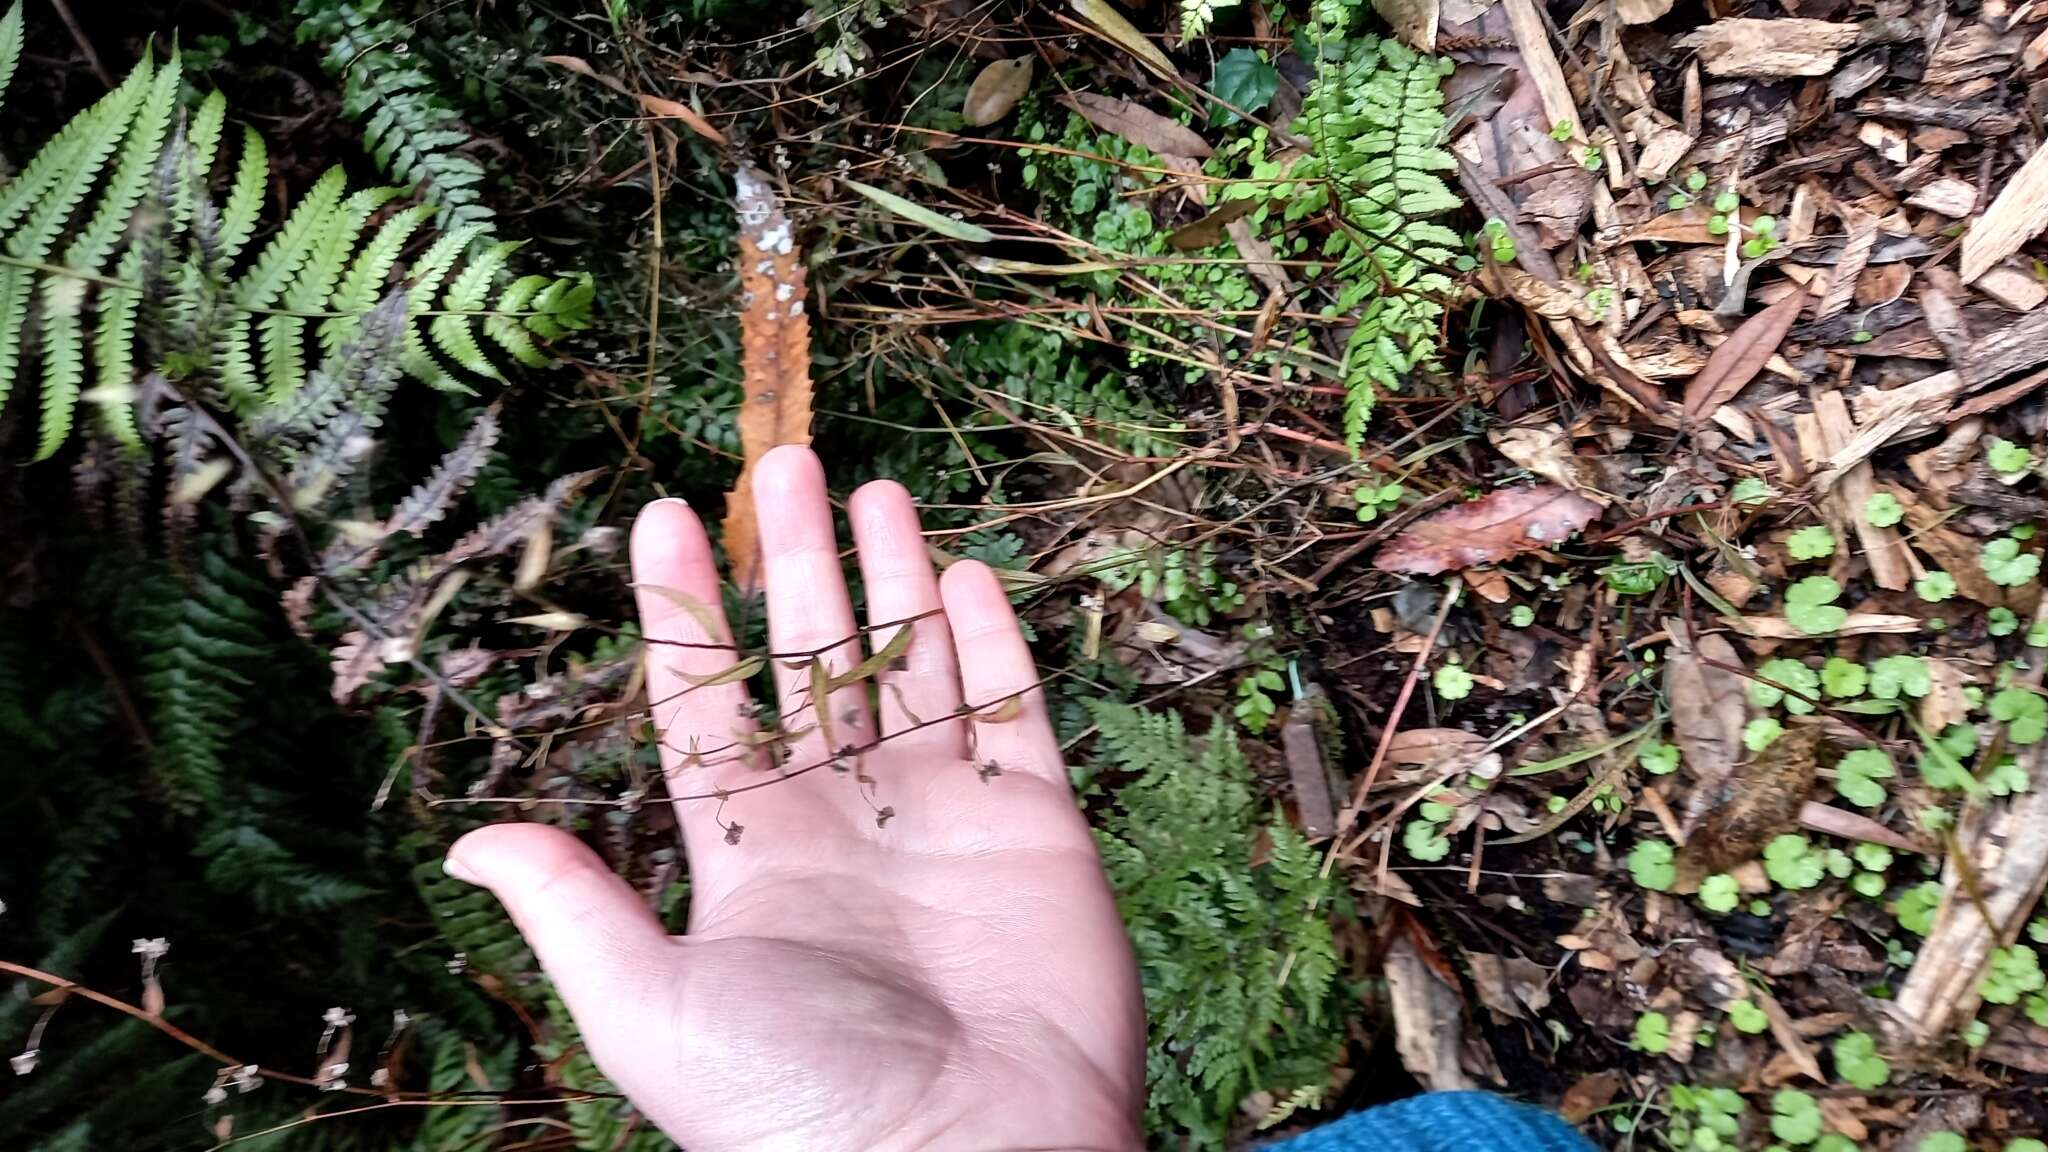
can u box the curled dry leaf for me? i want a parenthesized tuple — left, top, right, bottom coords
(1681, 288, 1806, 424)
(963, 57, 1033, 127)
(1057, 93, 1213, 159)
(1488, 424, 1610, 505)
(722, 167, 815, 591)
(1373, 484, 1604, 574)
(637, 93, 728, 147)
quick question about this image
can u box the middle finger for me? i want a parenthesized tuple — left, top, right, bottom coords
(755, 447, 879, 794)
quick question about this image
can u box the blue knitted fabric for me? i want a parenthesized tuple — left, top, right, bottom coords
(1260, 1091, 1596, 1152)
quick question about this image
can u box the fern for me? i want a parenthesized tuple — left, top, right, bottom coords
(0, 23, 592, 459)
(1272, 31, 1463, 447)
(130, 548, 274, 814)
(295, 0, 495, 230)
(1181, 0, 1239, 37)
(1087, 701, 1346, 1148)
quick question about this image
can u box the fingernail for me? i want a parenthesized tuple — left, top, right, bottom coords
(442, 856, 481, 885)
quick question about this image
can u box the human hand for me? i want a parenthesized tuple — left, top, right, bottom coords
(446, 446, 1145, 1152)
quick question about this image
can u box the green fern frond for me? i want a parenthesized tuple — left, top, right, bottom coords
(1290, 34, 1463, 448)
(217, 167, 347, 407)
(321, 202, 433, 352)
(34, 57, 181, 459)
(214, 125, 268, 263)
(4, 50, 586, 459)
(259, 186, 404, 404)
(0, 3, 22, 123)
(1086, 700, 1345, 1146)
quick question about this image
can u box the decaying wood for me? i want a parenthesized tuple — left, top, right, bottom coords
(1963, 138, 2048, 284)
(722, 166, 815, 591)
(1892, 595, 2048, 1045)
(1501, 0, 1583, 143)
(1855, 95, 2022, 136)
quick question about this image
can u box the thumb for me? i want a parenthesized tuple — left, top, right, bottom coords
(446, 824, 672, 1024)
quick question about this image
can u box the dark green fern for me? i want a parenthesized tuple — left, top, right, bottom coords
(1087, 700, 1346, 1148)
(295, 0, 496, 231)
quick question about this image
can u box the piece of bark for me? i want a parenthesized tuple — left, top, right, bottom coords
(1676, 18, 1861, 76)
(1817, 371, 1966, 489)
(1815, 391, 1911, 590)
(1385, 933, 1478, 1090)
(1965, 140, 2048, 284)
(1856, 95, 2021, 135)
(1281, 694, 1336, 838)
(1924, 22, 2022, 85)
(1893, 602, 2048, 1045)
(1625, 107, 1694, 182)
(1918, 270, 1979, 380)
(1815, 207, 1878, 321)
(1858, 120, 1909, 166)
(1960, 308, 2048, 386)
(1951, 363, 2048, 421)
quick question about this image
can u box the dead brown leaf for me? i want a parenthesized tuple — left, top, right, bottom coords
(1373, 485, 1604, 574)
(1373, 0, 1440, 52)
(1057, 93, 1212, 159)
(636, 93, 728, 146)
(1663, 619, 1748, 800)
(962, 57, 1033, 127)
(1167, 199, 1258, 250)
(722, 167, 815, 591)
(1682, 290, 1806, 424)
(1798, 801, 1928, 855)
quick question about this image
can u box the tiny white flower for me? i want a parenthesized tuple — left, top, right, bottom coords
(322, 1007, 354, 1029)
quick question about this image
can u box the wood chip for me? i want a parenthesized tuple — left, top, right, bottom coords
(1975, 264, 2048, 312)
(1385, 932, 1477, 1090)
(1675, 18, 1862, 76)
(1815, 391, 1910, 590)
(1963, 139, 2048, 282)
(1907, 176, 1980, 217)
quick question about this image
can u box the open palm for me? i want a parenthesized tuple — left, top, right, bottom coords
(448, 446, 1145, 1152)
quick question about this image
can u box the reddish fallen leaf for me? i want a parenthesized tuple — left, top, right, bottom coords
(1057, 93, 1213, 159)
(1681, 289, 1806, 423)
(1373, 485, 1603, 574)
(721, 167, 814, 591)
